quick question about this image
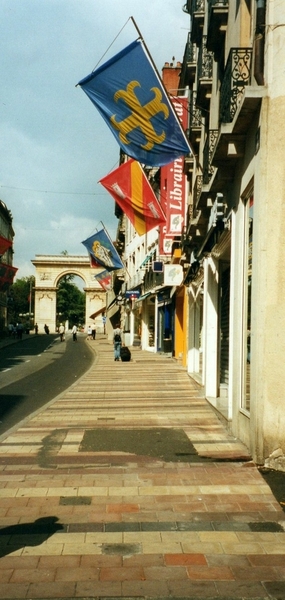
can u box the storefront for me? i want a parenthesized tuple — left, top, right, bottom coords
(157, 291, 174, 354)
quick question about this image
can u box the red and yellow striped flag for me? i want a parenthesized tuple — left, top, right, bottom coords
(99, 159, 166, 236)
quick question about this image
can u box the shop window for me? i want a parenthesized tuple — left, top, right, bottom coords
(241, 195, 253, 412)
(220, 264, 230, 385)
(199, 290, 204, 377)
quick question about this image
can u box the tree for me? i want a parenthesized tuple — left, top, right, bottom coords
(8, 276, 35, 325)
(56, 277, 85, 327)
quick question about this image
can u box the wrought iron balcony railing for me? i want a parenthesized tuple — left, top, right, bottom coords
(220, 48, 253, 123)
(192, 0, 205, 11)
(196, 37, 213, 109)
(185, 32, 197, 63)
(190, 0, 205, 44)
(190, 92, 202, 130)
(180, 33, 197, 87)
(197, 36, 213, 81)
(208, 0, 228, 9)
(203, 130, 219, 184)
(193, 174, 203, 211)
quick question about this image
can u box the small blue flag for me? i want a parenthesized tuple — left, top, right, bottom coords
(77, 40, 191, 167)
(82, 229, 124, 271)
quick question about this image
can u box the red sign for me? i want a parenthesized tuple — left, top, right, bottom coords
(159, 97, 188, 255)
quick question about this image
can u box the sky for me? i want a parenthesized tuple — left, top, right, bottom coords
(0, 0, 190, 283)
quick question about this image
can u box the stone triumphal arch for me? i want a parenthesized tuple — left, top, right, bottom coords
(32, 254, 107, 333)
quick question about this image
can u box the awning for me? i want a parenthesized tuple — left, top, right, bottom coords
(195, 219, 225, 261)
(107, 297, 116, 310)
(139, 248, 156, 268)
(89, 306, 106, 319)
(106, 293, 124, 310)
(135, 291, 152, 303)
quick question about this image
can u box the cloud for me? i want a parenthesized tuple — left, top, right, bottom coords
(0, 0, 189, 280)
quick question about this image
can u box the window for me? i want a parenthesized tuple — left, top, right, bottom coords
(241, 194, 253, 412)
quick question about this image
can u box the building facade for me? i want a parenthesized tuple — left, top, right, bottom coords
(180, 0, 285, 466)
(112, 0, 284, 467)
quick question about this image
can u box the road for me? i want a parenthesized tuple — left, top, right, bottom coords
(0, 333, 94, 436)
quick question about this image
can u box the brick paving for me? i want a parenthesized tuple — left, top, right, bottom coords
(0, 333, 284, 599)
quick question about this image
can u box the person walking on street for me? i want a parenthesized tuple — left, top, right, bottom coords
(91, 322, 96, 340)
(16, 322, 24, 339)
(113, 323, 122, 361)
(72, 324, 77, 342)
(59, 323, 65, 342)
(86, 325, 92, 341)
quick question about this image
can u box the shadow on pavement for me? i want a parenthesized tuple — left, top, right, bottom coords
(0, 516, 64, 558)
(79, 427, 199, 462)
(0, 394, 26, 421)
(259, 467, 285, 512)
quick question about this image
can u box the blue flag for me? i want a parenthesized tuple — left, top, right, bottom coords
(77, 40, 191, 167)
(82, 229, 124, 271)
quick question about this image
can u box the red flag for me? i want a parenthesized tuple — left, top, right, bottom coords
(0, 264, 17, 291)
(94, 269, 112, 291)
(0, 235, 12, 255)
(99, 159, 166, 236)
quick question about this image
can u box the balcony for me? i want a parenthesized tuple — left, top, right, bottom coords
(184, 189, 210, 248)
(190, 0, 205, 45)
(193, 173, 203, 213)
(184, 153, 195, 178)
(196, 37, 213, 111)
(220, 48, 253, 124)
(210, 48, 265, 184)
(188, 207, 210, 246)
(203, 129, 219, 185)
(179, 33, 197, 88)
(207, 0, 229, 55)
(189, 91, 202, 150)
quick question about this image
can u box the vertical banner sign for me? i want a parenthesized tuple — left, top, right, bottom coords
(159, 97, 188, 256)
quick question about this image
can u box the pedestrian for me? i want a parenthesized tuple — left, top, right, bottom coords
(34, 323, 38, 334)
(91, 322, 96, 340)
(59, 323, 65, 342)
(44, 324, 49, 334)
(71, 324, 77, 342)
(16, 322, 24, 339)
(86, 325, 92, 340)
(113, 323, 122, 361)
(8, 323, 13, 337)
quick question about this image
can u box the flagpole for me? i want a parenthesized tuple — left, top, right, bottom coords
(130, 17, 166, 88)
(130, 16, 144, 42)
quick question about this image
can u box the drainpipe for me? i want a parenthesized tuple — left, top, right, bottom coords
(254, 0, 266, 85)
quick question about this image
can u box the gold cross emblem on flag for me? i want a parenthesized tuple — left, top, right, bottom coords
(110, 80, 169, 150)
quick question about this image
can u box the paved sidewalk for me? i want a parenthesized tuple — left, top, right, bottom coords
(0, 335, 284, 600)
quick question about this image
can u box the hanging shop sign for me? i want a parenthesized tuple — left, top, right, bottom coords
(159, 96, 188, 256)
(164, 264, 183, 286)
(125, 290, 140, 299)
